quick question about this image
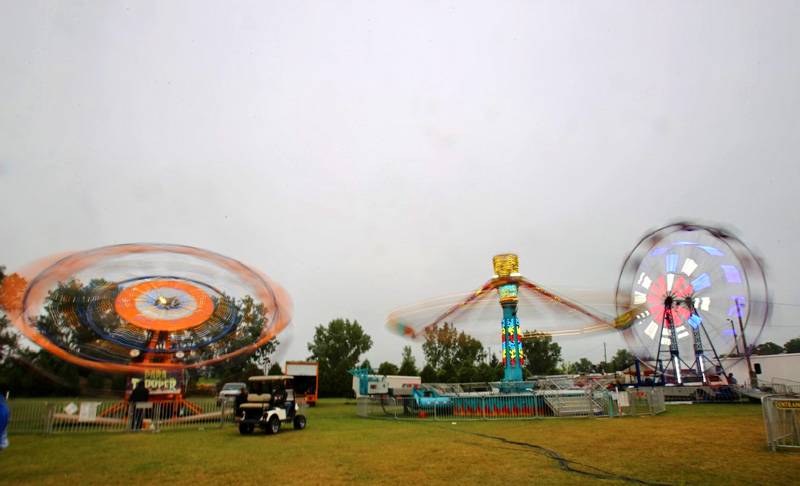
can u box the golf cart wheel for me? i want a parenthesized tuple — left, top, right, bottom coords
(266, 415, 281, 435)
(293, 415, 307, 430)
(238, 423, 254, 435)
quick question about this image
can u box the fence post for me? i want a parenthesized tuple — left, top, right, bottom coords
(219, 399, 226, 428)
(45, 403, 54, 435)
(151, 403, 158, 433)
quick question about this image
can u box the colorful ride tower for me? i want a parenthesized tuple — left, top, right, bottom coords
(494, 254, 525, 382)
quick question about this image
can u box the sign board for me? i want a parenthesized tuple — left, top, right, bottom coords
(127, 369, 183, 395)
(618, 391, 630, 407)
(286, 363, 318, 376)
(774, 399, 800, 410)
(78, 402, 100, 422)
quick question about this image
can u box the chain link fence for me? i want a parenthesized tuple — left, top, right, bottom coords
(762, 395, 800, 452)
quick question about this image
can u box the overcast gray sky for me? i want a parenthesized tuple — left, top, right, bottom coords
(1, 1, 799, 366)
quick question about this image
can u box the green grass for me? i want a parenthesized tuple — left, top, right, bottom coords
(0, 400, 797, 485)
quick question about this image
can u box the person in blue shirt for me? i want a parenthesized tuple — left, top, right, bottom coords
(0, 392, 9, 450)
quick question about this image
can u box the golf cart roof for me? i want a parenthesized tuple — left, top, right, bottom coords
(248, 375, 293, 381)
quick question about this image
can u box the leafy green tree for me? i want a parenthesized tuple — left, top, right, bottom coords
(574, 358, 594, 374)
(422, 322, 458, 370)
(420, 364, 437, 383)
(488, 353, 503, 380)
(398, 345, 419, 376)
(457, 363, 478, 383)
(610, 349, 635, 372)
(360, 359, 373, 372)
(477, 359, 503, 382)
(455, 332, 487, 367)
(784, 338, 800, 354)
(307, 318, 372, 397)
(754, 342, 784, 355)
(560, 360, 576, 375)
(438, 361, 458, 383)
(268, 363, 283, 375)
(422, 322, 486, 380)
(521, 331, 562, 375)
(377, 361, 399, 375)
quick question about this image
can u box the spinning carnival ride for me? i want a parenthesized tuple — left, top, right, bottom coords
(388, 223, 768, 386)
(617, 223, 768, 385)
(0, 244, 292, 410)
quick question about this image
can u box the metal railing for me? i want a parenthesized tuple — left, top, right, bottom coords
(7, 397, 227, 434)
(357, 387, 665, 421)
(762, 395, 800, 452)
(769, 379, 800, 396)
(616, 387, 666, 416)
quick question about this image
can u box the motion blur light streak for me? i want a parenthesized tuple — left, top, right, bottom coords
(0, 244, 292, 374)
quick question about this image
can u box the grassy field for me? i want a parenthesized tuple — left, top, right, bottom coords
(0, 399, 797, 485)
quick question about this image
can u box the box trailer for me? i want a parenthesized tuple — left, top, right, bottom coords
(351, 373, 421, 398)
(285, 361, 319, 406)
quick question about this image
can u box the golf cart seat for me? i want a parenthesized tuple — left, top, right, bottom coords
(246, 393, 272, 403)
(239, 403, 267, 410)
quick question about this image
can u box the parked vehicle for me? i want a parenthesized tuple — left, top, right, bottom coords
(236, 375, 307, 435)
(217, 382, 247, 404)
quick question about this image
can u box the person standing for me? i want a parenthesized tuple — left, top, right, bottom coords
(0, 392, 10, 450)
(129, 380, 150, 430)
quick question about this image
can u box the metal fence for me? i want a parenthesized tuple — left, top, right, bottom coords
(768, 379, 800, 396)
(762, 395, 800, 452)
(7, 398, 228, 434)
(357, 387, 665, 421)
(616, 387, 666, 416)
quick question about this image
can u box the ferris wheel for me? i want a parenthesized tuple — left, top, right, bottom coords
(615, 223, 769, 384)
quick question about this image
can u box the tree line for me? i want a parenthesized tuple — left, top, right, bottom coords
(7, 260, 796, 398)
(306, 319, 639, 397)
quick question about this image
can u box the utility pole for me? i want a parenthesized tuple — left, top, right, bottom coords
(603, 342, 608, 371)
(727, 318, 740, 355)
(735, 298, 758, 388)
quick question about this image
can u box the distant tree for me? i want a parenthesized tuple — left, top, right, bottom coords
(754, 342, 784, 355)
(784, 338, 800, 354)
(457, 363, 478, 383)
(268, 363, 283, 375)
(398, 345, 419, 376)
(307, 318, 372, 397)
(610, 349, 635, 372)
(360, 359, 373, 372)
(521, 331, 562, 375)
(560, 360, 576, 375)
(454, 332, 487, 367)
(422, 322, 486, 378)
(0, 267, 19, 363)
(377, 361, 399, 375)
(574, 358, 594, 374)
(438, 361, 458, 383)
(420, 364, 437, 383)
(422, 322, 459, 370)
(488, 353, 503, 380)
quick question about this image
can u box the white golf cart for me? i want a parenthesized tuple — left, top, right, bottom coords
(235, 375, 307, 435)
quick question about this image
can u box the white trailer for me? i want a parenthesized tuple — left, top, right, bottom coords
(352, 374, 421, 398)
